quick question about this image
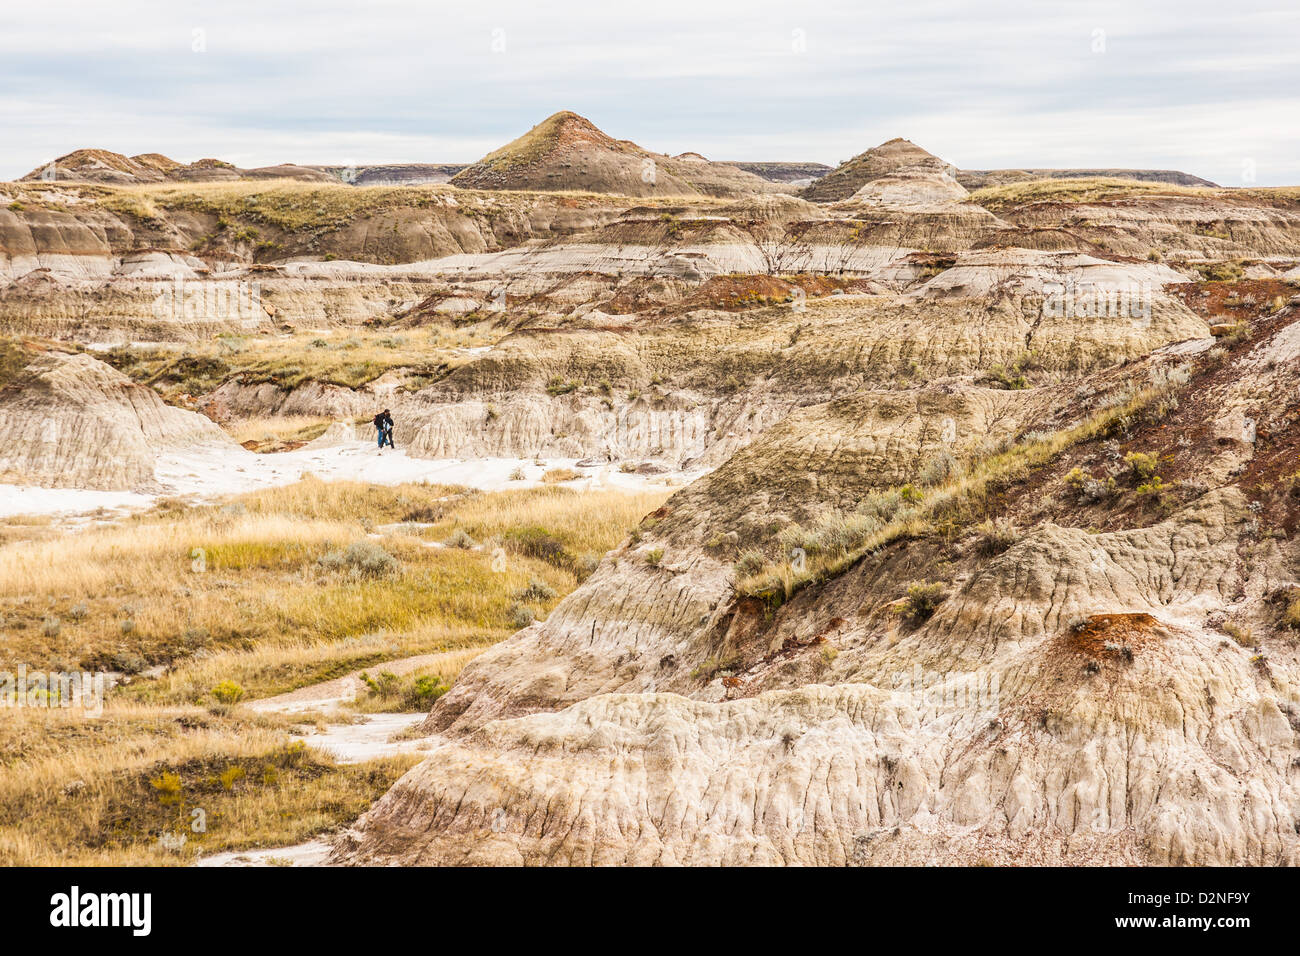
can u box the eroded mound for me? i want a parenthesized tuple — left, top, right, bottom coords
(802, 138, 951, 204)
(0, 345, 232, 490)
(450, 111, 776, 198)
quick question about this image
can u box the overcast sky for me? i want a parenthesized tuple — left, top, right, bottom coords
(2, 0, 1298, 185)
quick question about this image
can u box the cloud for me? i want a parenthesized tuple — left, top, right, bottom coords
(1, 0, 1298, 184)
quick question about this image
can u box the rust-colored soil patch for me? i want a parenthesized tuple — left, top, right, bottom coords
(1168, 278, 1296, 324)
(1063, 612, 1164, 657)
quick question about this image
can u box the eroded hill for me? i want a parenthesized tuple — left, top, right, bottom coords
(450, 111, 779, 198)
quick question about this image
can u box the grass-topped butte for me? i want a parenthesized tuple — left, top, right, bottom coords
(965, 176, 1300, 212)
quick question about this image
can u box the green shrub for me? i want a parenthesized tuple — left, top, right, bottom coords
(1194, 260, 1244, 282)
(211, 680, 244, 705)
(980, 352, 1036, 390)
(546, 377, 580, 396)
(444, 528, 477, 549)
(734, 550, 766, 577)
(1065, 467, 1117, 503)
(357, 670, 449, 710)
(918, 450, 961, 487)
(502, 526, 574, 568)
(318, 540, 400, 577)
(1136, 476, 1167, 497)
(1285, 596, 1300, 630)
(1124, 452, 1159, 481)
(899, 582, 947, 627)
(359, 670, 400, 698)
(514, 577, 557, 602)
(406, 674, 449, 709)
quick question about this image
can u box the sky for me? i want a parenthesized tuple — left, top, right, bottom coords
(2, 0, 1299, 185)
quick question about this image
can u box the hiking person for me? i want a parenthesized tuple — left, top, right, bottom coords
(373, 409, 394, 451)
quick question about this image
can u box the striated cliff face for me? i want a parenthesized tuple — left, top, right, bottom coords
(0, 186, 696, 341)
(3, 176, 1298, 351)
(386, 250, 1202, 467)
(0, 183, 659, 283)
(0, 348, 233, 490)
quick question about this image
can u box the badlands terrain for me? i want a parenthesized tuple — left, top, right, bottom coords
(2, 111, 1299, 866)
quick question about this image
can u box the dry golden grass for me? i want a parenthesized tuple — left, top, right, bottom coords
(227, 415, 335, 449)
(230, 475, 465, 522)
(541, 467, 582, 483)
(0, 512, 60, 547)
(0, 702, 416, 865)
(0, 478, 669, 706)
(0, 478, 669, 863)
(430, 484, 670, 555)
